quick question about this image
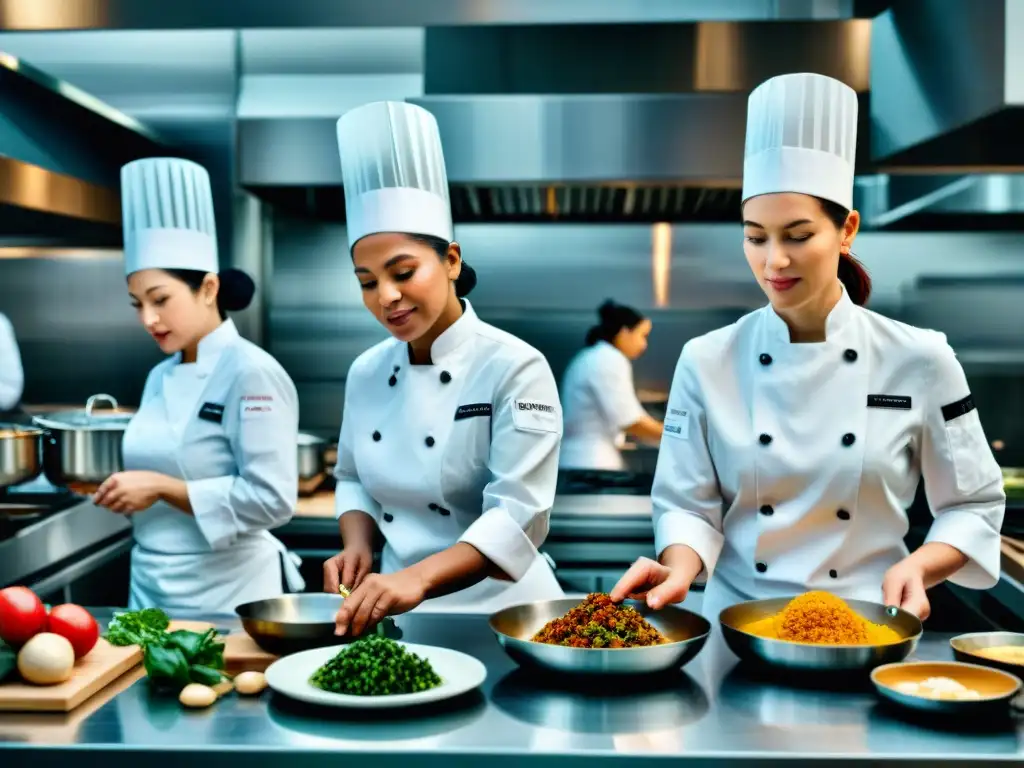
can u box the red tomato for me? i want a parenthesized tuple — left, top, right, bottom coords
(0, 586, 48, 646)
(46, 604, 100, 659)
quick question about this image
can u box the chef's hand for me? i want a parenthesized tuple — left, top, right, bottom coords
(93, 471, 165, 514)
(323, 546, 373, 594)
(334, 570, 427, 637)
(609, 556, 693, 610)
(882, 559, 931, 621)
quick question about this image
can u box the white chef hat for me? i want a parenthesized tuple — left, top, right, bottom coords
(120, 157, 218, 276)
(336, 101, 453, 247)
(742, 72, 859, 210)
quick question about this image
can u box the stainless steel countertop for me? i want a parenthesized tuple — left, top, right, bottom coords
(0, 603, 1020, 766)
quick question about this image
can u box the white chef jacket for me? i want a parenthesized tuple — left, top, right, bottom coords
(122, 319, 304, 614)
(559, 341, 648, 471)
(653, 284, 1005, 623)
(0, 312, 24, 411)
(333, 300, 565, 612)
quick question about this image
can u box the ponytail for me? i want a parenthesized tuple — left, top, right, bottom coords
(813, 196, 872, 306)
(837, 252, 871, 306)
(585, 299, 645, 346)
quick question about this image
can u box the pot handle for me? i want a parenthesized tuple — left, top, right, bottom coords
(85, 393, 119, 417)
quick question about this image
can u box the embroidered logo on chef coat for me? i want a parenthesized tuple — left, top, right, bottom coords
(511, 399, 559, 434)
(663, 407, 689, 441)
(455, 403, 492, 421)
(197, 402, 225, 424)
(240, 394, 274, 419)
(941, 393, 976, 422)
(867, 395, 912, 410)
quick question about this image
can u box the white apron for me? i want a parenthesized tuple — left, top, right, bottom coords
(125, 351, 303, 615)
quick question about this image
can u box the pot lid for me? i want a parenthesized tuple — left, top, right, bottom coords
(32, 394, 134, 431)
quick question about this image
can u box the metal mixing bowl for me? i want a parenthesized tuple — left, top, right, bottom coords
(489, 598, 711, 676)
(719, 596, 922, 674)
(236, 593, 399, 656)
(950, 631, 1024, 677)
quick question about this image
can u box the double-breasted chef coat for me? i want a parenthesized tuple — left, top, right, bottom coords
(333, 300, 566, 612)
(559, 340, 648, 471)
(0, 312, 24, 414)
(654, 284, 1006, 626)
(123, 318, 304, 613)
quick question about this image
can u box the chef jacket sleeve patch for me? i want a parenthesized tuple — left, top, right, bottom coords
(662, 407, 690, 441)
(240, 394, 274, 420)
(511, 399, 560, 434)
(919, 336, 1003, 590)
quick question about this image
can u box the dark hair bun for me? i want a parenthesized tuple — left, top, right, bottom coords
(598, 299, 619, 322)
(455, 262, 478, 298)
(218, 268, 256, 312)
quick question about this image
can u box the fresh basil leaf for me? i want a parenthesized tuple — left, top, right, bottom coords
(189, 665, 224, 686)
(164, 630, 205, 659)
(144, 644, 190, 687)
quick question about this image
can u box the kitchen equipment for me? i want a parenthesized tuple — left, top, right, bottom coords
(950, 631, 1024, 677)
(32, 394, 134, 491)
(719, 596, 922, 674)
(297, 432, 326, 496)
(264, 641, 487, 709)
(235, 593, 399, 656)
(0, 424, 42, 488)
(0, 638, 143, 712)
(871, 661, 1022, 716)
(488, 598, 710, 676)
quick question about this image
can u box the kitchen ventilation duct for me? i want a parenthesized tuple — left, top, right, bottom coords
(0, 51, 168, 245)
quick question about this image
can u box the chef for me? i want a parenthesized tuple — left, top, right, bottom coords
(0, 311, 24, 416)
(92, 157, 304, 613)
(611, 73, 1005, 626)
(322, 101, 565, 635)
(559, 299, 663, 470)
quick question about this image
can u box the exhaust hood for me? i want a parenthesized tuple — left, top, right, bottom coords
(239, 93, 750, 223)
(239, 19, 872, 224)
(0, 50, 168, 245)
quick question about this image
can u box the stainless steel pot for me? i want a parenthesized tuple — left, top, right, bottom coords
(297, 432, 326, 496)
(33, 394, 134, 492)
(0, 423, 43, 488)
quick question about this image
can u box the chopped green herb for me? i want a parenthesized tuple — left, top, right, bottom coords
(309, 635, 441, 697)
(103, 607, 171, 647)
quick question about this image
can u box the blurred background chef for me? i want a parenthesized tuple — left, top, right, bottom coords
(0, 311, 25, 419)
(323, 101, 565, 635)
(559, 299, 663, 471)
(92, 157, 304, 613)
(612, 73, 1005, 626)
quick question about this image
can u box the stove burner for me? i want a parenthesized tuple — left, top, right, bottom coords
(0, 489, 81, 540)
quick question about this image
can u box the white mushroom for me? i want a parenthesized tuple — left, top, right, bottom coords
(234, 671, 268, 695)
(179, 683, 218, 708)
(17, 633, 75, 685)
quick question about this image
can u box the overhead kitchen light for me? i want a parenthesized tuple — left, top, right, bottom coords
(652, 222, 671, 308)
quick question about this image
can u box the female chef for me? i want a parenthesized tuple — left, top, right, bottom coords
(92, 157, 304, 613)
(559, 299, 663, 470)
(323, 101, 565, 635)
(611, 73, 1005, 624)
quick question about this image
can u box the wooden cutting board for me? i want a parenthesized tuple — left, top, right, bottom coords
(0, 638, 143, 712)
(1000, 536, 1024, 583)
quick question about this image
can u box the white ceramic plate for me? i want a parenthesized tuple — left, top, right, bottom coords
(264, 641, 487, 709)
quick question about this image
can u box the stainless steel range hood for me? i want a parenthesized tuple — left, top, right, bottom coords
(239, 19, 872, 224)
(0, 51, 168, 245)
(239, 93, 750, 223)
